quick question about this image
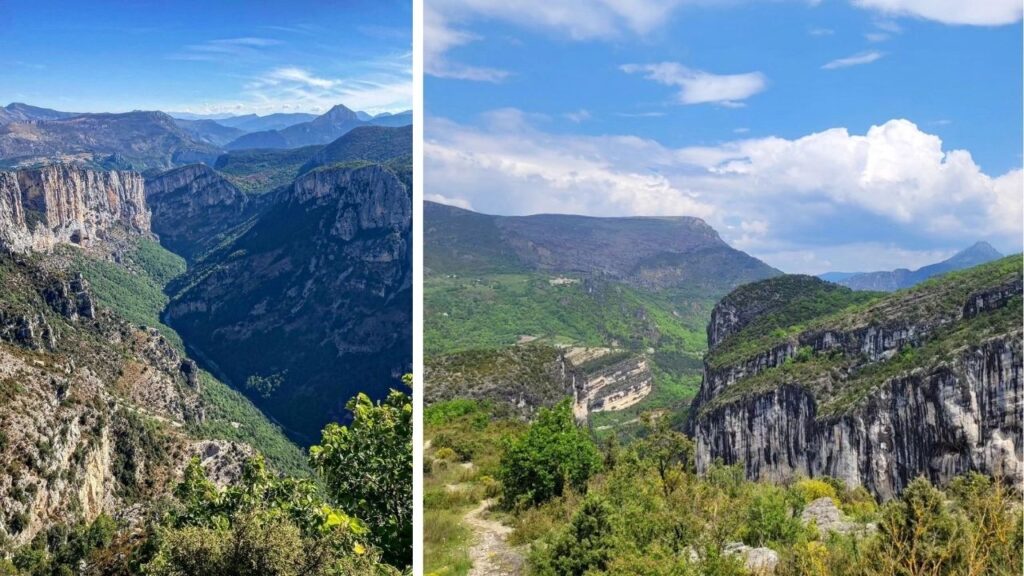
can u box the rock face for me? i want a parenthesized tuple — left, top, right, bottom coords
(0, 165, 150, 253)
(145, 164, 258, 260)
(424, 344, 653, 421)
(166, 163, 412, 443)
(0, 254, 212, 546)
(567, 348, 653, 419)
(689, 257, 1023, 500)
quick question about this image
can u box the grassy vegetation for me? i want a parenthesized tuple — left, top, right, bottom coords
(708, 277, 881, 370)
(424, 400, 526, 576)
(213, 145, 322, 194)
(710, 256, 1022, 371)
(69, 239, 186, 348)
(425, 400, 1023, 576)
(426, 272, 710, 430)
(426, 274, 708, 357)
(702, 256, 1023, 417)
(188, 372, 310, 476)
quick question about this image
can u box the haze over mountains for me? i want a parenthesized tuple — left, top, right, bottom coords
(0, 102, 411, 174)
(821, 241, 1004, 291)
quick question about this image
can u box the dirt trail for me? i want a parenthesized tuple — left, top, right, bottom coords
(465, 498, 523, 576)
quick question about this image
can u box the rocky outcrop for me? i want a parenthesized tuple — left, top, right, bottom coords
(145, 164, 257, 259)
(690, 259, 1023, 499)
(568, 348, 653, 419)
(0, 165, 150, 253)
(0, 257, 207, 546)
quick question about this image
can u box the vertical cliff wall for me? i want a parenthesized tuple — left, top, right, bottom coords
(0, 164, 150, 252)
(689, 260, 1023, 499)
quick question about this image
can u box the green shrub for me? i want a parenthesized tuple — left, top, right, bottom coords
(499, 400, 601, 508)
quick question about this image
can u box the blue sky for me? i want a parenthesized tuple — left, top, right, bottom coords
(425, 0, 1023, 274)
(0, 0, 411, 115)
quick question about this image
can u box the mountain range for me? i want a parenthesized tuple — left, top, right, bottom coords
(224, 104, 412, 150)
(0, 102, 411, 175)
(424, 200, 780, 431)
(821, 241, 1003, 291)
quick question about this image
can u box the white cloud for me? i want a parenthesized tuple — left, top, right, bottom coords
(426, 193, 474, 210)
(760, 244, 957, 274)
(264, 67, 339, 89)
(426, 0, 689, 81)
(822, 51, 885, 69)
(426, 112, 713, 218)
(427, 113, 1023, 272)
(170, 37, 283, 62)
(175, 59, 411, 116)
(425, 7, 510, 82)
(621, 62, 767, 106)
(852, 0, 1022, 25)
(808, 27, 835, 35)
(564, 109, 592, 123)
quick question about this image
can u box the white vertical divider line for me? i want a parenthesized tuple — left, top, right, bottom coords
(411, 0, 425, 570)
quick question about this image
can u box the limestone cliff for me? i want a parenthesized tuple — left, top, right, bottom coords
(688, 257, 1023, 499)
(0, 165, 150, 253)
(0, 253, 248, 546)
(145, 164, 260, 260)
(424, 344, 653, 421)
(165, 163, 412, 443)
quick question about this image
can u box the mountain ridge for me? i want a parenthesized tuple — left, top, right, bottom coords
(825, 241, 1004, 291)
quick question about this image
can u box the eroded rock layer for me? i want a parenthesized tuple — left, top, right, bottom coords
(689, 258, 1023, 499)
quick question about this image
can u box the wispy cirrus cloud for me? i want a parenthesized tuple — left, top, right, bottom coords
(169, 37, 283, 62)
(621, 62, 767, 107)
(851, 0, 1022, 26)
(175, 56, 411, 116)
(426, 0, 689, 82)
(822, 50, 884, 69)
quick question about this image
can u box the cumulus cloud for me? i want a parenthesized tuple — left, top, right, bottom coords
(852, 0, 1022, 26)
(426, 113, 1023, 273)
(822, 51, 885, 69)
(426, 111, 713, 218)
(621, 62, 767, 106)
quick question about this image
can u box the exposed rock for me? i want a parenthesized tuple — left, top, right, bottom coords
(0, 164, 150, 253)
(723, 542, 779, 574)
(190, 440, 255, 488)
(800, 497, 868, 536)
(690, 259, 1023, 499)
(165, 163, 412, 443)
(145, 164, 260, 260)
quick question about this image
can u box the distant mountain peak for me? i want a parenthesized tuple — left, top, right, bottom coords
(828, 241, 1005, 292)
(318, 104, 358, 123)
(954, 241, 1002, 260)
